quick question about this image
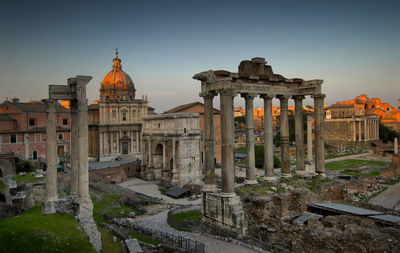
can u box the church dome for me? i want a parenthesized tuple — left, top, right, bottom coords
(100, 51, 136, 101)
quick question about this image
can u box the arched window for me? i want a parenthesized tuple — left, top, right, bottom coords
(32, 151, 38, 160)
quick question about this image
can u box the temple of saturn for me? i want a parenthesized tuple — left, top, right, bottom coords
(42, 76, 101, 251)
(193, 57, 325, 236)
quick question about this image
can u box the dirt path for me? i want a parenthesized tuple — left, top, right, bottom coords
(369, 181, 400, 210)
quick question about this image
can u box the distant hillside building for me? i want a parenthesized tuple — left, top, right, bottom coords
(324, 95, 393, 144)
(88, 51, 154, 161)
(164, 102, 221, 164)
(0, 99, 71, 161)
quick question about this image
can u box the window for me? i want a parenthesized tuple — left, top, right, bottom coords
(58, 133, 63, 140)
(10, 134, 16, 143)
(29, 119, 35, 126)
(57, 145, 64, 155)
(132, 110, 136, 118)
(122, 112, 127, 121)
(63, 118, 68, 125)
(32, 151, 38, 160)
(112, 110, 116, 120)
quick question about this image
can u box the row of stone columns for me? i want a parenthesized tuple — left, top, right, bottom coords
(202, 91, 325, 195)
(353, 117, 379, 141)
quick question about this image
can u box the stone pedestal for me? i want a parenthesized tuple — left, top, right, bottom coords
(202, 192, 247, 236)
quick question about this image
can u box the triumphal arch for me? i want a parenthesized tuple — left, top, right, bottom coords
(193, 57, 325, 236)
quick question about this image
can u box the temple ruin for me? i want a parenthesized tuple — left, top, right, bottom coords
(193, 57, 325, 236)
(42, 76, 101, 251)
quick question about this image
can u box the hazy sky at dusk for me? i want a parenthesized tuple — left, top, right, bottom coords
(1, 0, 399, 112)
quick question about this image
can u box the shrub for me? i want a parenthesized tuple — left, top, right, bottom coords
(16, 160, 35, 173)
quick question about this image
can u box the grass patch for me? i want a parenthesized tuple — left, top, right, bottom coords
(128, 231, 161, 246)
(12, 173, 44, 183)
(0, 206, 96, 253)
(97, 225, 121, 253)
(168, 210, 202, 231)
(170, 210, 202, 221)
(325, 159, 388, 171)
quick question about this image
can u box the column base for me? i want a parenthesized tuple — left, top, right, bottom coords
(263, 176, 276, 182)
(220, 192, 237, 198)
(202, 191, 247, 236)
(203, 184, 217, 192)
(281, 173, 292, 178)
(42, 199, 57, 215)
(314, 172, 326, 178)
(77, 197, 94, 220)
(244, 179, 258, 185)
(296, 170, 306, 175)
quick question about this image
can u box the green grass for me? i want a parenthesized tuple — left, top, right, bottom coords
(128, 231, 161, 246)
(170, 210, 202, 221)
(325, 159, 387, 171)
(0, 206, 96, 253)
(97, 225, 121, 253)
(324, 150, 365, 160)
(168, 210, 202, 231)
(12, 173, 44, 183)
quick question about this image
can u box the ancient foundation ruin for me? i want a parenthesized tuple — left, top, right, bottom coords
(193, 57, 325, 236)
(42, 76, 101, 251)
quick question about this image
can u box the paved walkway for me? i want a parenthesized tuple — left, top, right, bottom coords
(137, 208, 259, 253)
(119, 178, 201, 205)
(369, 181, 400, 210)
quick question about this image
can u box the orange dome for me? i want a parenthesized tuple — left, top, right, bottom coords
(100, 51, 136, 101)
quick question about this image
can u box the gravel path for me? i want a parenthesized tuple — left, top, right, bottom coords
(137, 208, 259, 253)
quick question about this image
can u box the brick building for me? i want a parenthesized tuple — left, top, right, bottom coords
(0, 99, 71, 161)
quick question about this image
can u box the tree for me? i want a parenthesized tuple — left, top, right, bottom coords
(379, 124, 400, 143)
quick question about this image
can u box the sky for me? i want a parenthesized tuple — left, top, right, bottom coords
(0, 0, 399, 112)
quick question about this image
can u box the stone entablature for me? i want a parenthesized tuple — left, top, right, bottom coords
(141, 113, 202, 186)
(193, 57, 325, 236)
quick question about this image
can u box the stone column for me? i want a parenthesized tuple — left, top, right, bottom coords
(358, 120, 362, 141)
(242, 93, 257, 185)
(42, 99, 58, 214)
(171, 138, 178, 185)
(75, 79, 92, 218)
(261, 94, 274, 180)
(148, 139, 153, 167)
(364, 118, 368, 141)
(313, 94, 326, 175)
(293, 95, 305, 173)
(116, 131, 120, 154)
(353, 118, 357, 141)
(202, 93, 216, 191)
(307, 115, 313, 162)
(70, 100, 79, 198)
(220, 90, 236, 196)
(395, 137, 398, 154)
(110, 132, 114, 154)
(162, 140, 166, 169)
(278, 95, 290, 177)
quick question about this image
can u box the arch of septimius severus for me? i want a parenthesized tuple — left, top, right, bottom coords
(193, 57, 325, 236)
